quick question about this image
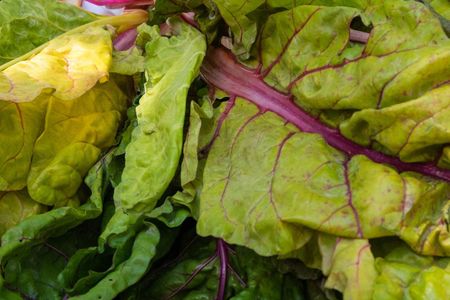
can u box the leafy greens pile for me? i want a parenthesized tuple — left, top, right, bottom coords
(1, 0, 450, 299)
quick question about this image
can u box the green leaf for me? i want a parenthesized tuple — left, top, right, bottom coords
(114, 21, 205, 212)
(319, 235, 376, 300)
(340, 85, 450, 163)
(149, 0, 204, 24)
(196, 97, 444, 255)
(423, 0, 450, 35)
(0, 26, 114, 102)
(258, 3, 448, 112)
(129, 237, 306, 300)
(373, 244, 450, 300)
(0, 0, 95, 65)
(230, 247, 306, 300)
(0, 27, 119, 193)
(170, 96, 214, 217)
(145, 199, 190, 228)
(194, 95, 450, 256)
(382, 175, 450, 256)
(70, 224, 160, 300)
(27, 79, 128, 206)
(425, 0, 450, 20)
(0, 17, 142, 194)
(212, 0, 264, 59)
(59, 231, 135, 296)
(193, 0, 450, 258)
(110, 47, 145, 76)
(0, 96, 48, 191)
(1, 219, 101, 300)
(0, 152, 113, 296)
(101, 19, 206, 244)
(0, 190, 46, 237)
(406, 266, 450, 299)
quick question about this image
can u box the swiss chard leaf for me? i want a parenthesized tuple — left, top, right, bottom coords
(69, 224, 160, 300)
(319, 235, 376, 300)
(372, 243, 450, 299)
(0, 97, 48, 191)
(0, 151, 113, 297)
(119, 236, 307, 300)
(0, 26, 113, 103)
(0, 190, 46, 237)
(0, 12, 146, 194)
(27, 79, 128, 206)
(0, 0, 96, 65)
(1, 218, 100, 299)
(191, 93, 450, 256)
(192, 0, 450, 259)
(101, 19, 206, 246)
(423, 0, 450, 35)
(211, 0, 264, 59)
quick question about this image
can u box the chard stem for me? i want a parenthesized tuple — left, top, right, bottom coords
(201, 47, 450, 182)
(216, 239, 229, 300)
(349, 29, 369, 43)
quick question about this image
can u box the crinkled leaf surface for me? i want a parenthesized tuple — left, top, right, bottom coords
(145, 199, 190, 228)
(213, 0, 447, 58)
(194, 96, 450, 255)
(114, 21, 205, 211)
(373, 244, 450, 300)
(195, 0, 450, 257)
(0, 218, 101, 300)
(66, 23, 207, 298)
(229, 247, 306, 300)
(0, 96, 48, 191)
(319, 235, 376, 300)
(426, 0, 450, 19)
(293, 237, 450, 300)
(0, 26, 113, 103)
(59, 228, 136, 296)
(126, 237, 219, 300)
(213, 0, 449, 131)
(70, 223, 160, 300)
(149, 0, 204, 24)
(130, 237, 305, 300)
(110, 47, 145, 75)
(0, 190, 46, 237)
(0, 0, 95, 65)
(211, 0, 264, 59)
(253, 1, 450, 165)
(0, 12, 146, 193)
(27, 79, 127, 206)
(170, 96, 214, 217)
(59, 206, 174, 298)
(0, 152, 113, 295)
(423, 0, 450, 34)
(101, 20, 206, 243)
(383, 176, 450, 256)
(1, 1, 449, 299)
(0, 4, 207, 300)
(0, 26, 123, 195)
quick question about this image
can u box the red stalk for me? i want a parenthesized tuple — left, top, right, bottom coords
(201, 47, 450, 182)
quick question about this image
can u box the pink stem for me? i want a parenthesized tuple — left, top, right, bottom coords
(113, 28, 137, 50)
(215, 239, 229, 300)
(85, 0, 153, 8)
(200, 47, 450, 182)
(181, 12, 198, 28)
(349, 29, 370, 43)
